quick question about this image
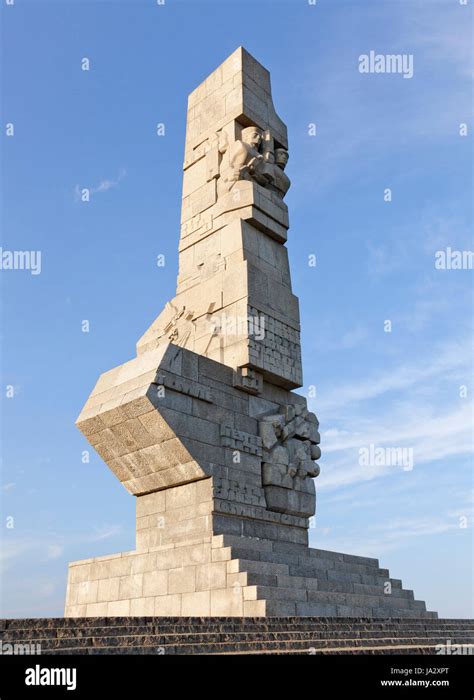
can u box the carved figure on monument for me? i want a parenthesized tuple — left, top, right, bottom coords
(271, 148, 291, 198)
(259, 404, 320, 517)
(217, 125, 273, 196)
(153, 302, 196, 349)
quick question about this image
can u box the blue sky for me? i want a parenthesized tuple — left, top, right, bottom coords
(1, 0, 472, 618)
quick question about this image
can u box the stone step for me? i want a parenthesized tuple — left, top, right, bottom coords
(306, 576, 413, 599)
(221, 543, 401, 587)
(243, 585, 423, 613)
(259, 550, 390, 577)
(289, 563, 392, 584)
(219, 537, 385, 577)
(4, 615, 468, 632)
(8, 628, 472, 645)
(216, 535, 381, 570)
(228, 558, 290, 577)
(307, 590, 421, 610)
(213, 534, 273, 554)
(229, 556, 428, 617)
(2, 618, 474, 642)
(4, 625, 471, 643)
(272, 574, 413, 599)
(226, 548, 400, 591)
(215, 643, 474, 656)
(39, 643, 455, 655)
(230, 558, 401, 595)
(323, 569, 404, 589)
(29, 636, 474, 655)
(262, 599, 435, 618)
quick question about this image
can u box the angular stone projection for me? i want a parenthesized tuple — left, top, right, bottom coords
(65, 48, 436, 619)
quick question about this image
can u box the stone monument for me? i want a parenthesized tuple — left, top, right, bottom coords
(65, 48, 435, 619)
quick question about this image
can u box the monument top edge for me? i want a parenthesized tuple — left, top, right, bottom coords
(187, 46, 271, 100)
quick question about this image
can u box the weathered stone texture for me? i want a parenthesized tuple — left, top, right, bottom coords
(65, 47, 434, 620)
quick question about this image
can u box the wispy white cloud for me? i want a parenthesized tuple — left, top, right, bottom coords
(46, 544, 64, 560)
(316, 335, 472, 415)
(89, 524, 122, 541)
(0, 541, 31, 571)
(311, 331, 473, 491)
(410, 7, 474, 80)
(318, 402, 472, 491)
(340, 325, 368, 349)
(315, 507, 472, 559)
(292, 5, 471, 198)
(0, 523, 123, 573)
(74, 167, 126, 201)
(366, 210, 472, 280)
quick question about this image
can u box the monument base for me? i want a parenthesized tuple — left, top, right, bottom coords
(65, 479, 436, 618)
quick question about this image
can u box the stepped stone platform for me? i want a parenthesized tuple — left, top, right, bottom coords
(2, 617, 473, 655)
(66, 533, 437, 618)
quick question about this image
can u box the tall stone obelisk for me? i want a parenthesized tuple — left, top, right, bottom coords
(65, 48, 435, 619)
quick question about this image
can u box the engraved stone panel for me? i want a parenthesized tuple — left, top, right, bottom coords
(220, 424, 263, 457)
